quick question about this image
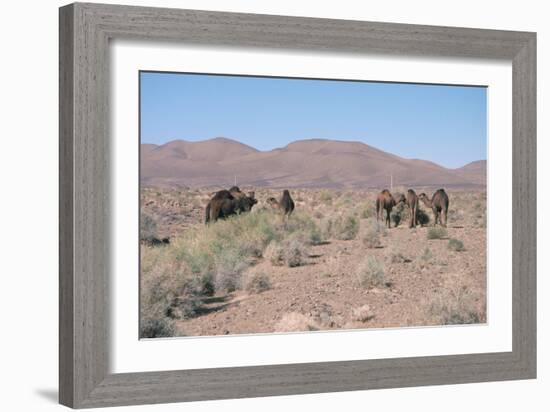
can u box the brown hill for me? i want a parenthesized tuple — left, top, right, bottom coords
(141, 138, 486, 190)
(454, 160, 487, 185)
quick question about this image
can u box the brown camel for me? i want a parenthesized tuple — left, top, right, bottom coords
(205, 187, 257, 224)
(418, 189, 449, 227)
(376, 189, 400, 228)
(267, 190, 295, 218)
(401, 189, 419, 228)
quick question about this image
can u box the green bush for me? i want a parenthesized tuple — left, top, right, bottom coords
(390, 202, 406, 227)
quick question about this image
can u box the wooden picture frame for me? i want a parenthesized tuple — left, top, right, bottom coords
(59, 2, 536, 408)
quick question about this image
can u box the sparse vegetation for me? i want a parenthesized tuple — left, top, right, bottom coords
(359, 203, 375, 219)
(140, 311, 176, 338)
(332, 214, 360, 240)
(140, 187, 487, 337)
(140, 211, 158, 241)
(448, 238, 465, 252)
(427, 226, 448, 239)
(265, 234, 309, 268)
(244, 271, 271, 293)
(318, 190, 333, 204)
(356, 256, 385, 289)
(389, 248, 409, 263)
(362, 219, 383, 248)
(427, 286, 486, 325)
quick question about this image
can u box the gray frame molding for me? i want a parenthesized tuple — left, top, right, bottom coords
(59, 2, 536, 408)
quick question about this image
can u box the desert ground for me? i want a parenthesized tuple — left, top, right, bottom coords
(140, 187, 486, 338)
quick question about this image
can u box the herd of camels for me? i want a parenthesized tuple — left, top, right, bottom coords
(205, 186, 450, 229)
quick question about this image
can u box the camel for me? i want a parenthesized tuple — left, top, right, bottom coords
(418, 189, 449, 227)
(376, 189, 401, 228)
(204, 187, 257, 224)
(400, 189, 419, 228)
(267, 190, 295, 219)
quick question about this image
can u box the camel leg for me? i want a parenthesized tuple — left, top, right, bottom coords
(442, 208, 448, 227)
(386, 209, 391, 228)
(433, 209, 439, 226)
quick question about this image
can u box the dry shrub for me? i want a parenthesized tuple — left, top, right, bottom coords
(285, 212, 325, 245)
(140, 211, 158, 241)
(139, 257, 203, 338)
(244, 271, 271, 294)
(275, 312, 319, 332)
(362, 219, 384, 248)
(359, 202, 375, 219)
(356, 256, 385, 289)
(448, 238, 465, 252)
(427, 226, 447, 239)
(414, 247, 434, 272)
(140, 311, 175, 339)
(389, 248, 409, 263)
(318, 190, 333, 204)
(213, 249, 249, 292)
(351, 304, 375, 322)
(265, 234, 309, 267)
(332, 214, 360, 240)
(427, 286, 486, 325)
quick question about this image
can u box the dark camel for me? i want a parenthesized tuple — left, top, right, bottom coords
(376, 189, 401, 228)
(400, 189, 419, 228)
(267, 190, 295, 219)
(204, 186, 257, 224)
(418, 189, 449, 227)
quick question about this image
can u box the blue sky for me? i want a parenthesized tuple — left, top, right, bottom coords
(140, 72, 486, 169)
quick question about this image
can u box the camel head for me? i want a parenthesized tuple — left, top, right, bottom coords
(418, 193, 431, 205)
(238, 194, 257, 212)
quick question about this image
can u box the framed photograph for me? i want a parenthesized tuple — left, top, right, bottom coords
(59, 2, 536, 408)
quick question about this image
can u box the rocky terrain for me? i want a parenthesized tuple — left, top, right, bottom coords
(140, 187, 487, 338)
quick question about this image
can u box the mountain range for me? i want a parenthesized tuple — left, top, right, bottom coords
(141, 137, 486, 190)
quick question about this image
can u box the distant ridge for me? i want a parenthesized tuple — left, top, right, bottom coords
(141, 137, 486, 189)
